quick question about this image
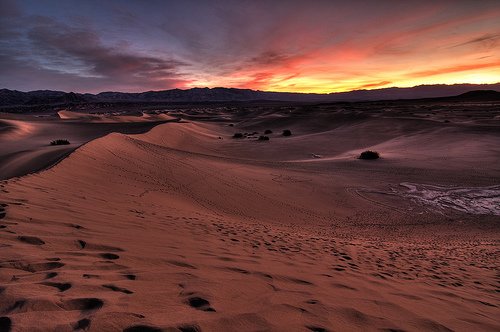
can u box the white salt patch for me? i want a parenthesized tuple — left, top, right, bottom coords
(398, 182, 500, 216)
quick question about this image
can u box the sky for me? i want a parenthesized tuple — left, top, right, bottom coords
(0, 0, 499, 93)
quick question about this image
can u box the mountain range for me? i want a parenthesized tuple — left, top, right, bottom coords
(1, 83, 499, 108)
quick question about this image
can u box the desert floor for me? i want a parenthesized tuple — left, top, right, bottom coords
(0, 102, 499, 331)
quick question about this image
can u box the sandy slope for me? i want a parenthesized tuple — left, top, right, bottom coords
(0, 110, 499, 331)
(0, 113, 173, 180)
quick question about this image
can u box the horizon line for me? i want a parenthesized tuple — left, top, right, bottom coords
(2, 82, 500, 95)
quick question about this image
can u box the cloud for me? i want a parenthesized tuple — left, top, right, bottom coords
(451, 34, 499, 50)
(249, 52, 294, 66)
(355, 81, 392, 90)
(408, 61, 500, 78)
(1, 12, 190, 92)
(27, 18, 187, 86)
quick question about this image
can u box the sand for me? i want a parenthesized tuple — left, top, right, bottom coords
(0, 112, 174, 180)
(0, 102, 499, 331)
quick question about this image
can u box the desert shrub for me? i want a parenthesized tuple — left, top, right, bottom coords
(282, 129, 292, 136)
(359, 150, 379, 160)
(264, 129, 273, 134)
(232, 133, 244, 139)
(258, 136, 270, 141)
(50, 139, 70, 146)
(228, 123, 234, 127)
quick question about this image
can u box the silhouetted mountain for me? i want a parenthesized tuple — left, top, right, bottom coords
(451, 90, 500, 101)
(0, 89, 89, 107)
(1, 83, 499, 108)
(337, 86, 500, 102)
(27, 91, 88, 105)
(0, 89, 29, 105)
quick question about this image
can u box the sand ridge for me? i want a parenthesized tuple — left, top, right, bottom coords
(0, 114, 176, 180)
(0, 120, 37, 140)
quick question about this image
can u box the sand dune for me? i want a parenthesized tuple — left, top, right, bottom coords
(0, 113, 172, 180)
(0, 120, 37, 140)
(0, 105, 499, 332)
(57, 110, 102, 121)
(58, 110, 179, 123)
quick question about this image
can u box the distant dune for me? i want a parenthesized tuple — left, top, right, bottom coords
(0, 113, 174, 180)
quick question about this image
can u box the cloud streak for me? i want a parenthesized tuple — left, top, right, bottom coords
(28, 19, 186, 79)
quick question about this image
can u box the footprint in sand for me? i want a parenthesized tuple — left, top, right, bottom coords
(177, 325, 202, 332)
(62, 298, 104, 313)
(76, 240, 86, 249)
(46, 257, 61, 262)
(282, 276, 313, 285)
(40, 282, 72, 292)
(0, 317, 12, 332)
(167, 260, 197, 269)
(222, 266, 250, 274)
(1, 261, 64, 273)
(77, 241, 124, 252)
(186, 296, 216, 312)
(102, 284, 134, 294)
(4, 300, 26, 314)
(72, 318, 91, 331)
(69, 223, 84, 230)
(100, 253, 120, 260)
(17, 236, 45, 245)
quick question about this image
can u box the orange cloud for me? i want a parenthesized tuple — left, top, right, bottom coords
(409, 61, 500, 78)
(355, 81, 393, 90)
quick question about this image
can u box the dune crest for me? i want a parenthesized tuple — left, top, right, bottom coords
(0, 119, 37, 140)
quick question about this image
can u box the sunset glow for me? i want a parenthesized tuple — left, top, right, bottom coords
(1, 0, 499, 93)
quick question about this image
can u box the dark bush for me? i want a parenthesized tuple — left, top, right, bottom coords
(359, 150, 380, 160)
(264, 129, 273, 134)
(282, 129, 292, 136)
(232, 133, 244, 139)
(50, 139, 70, 146)
(228, 123, 234, 127)
(258, 136, 270, 141)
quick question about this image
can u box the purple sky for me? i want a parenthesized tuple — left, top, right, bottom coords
(1, 0, 499, 93)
